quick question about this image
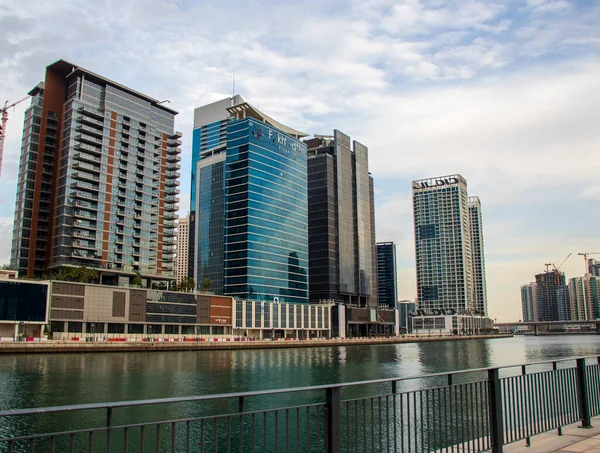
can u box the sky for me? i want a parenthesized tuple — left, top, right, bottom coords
(0, 0, 599, 322)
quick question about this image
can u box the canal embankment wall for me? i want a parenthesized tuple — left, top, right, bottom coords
(0, 334, 512, 354)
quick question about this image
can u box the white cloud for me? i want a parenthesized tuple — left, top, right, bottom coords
(0, 0, 598, 322)
(581, 187, 600, 200)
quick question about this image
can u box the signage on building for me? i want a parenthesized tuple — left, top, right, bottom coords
(413, 177, 459, 190)
(409, 308, 457, 317)
(250, 122, 307, 157)
(210, 317, 229, 325)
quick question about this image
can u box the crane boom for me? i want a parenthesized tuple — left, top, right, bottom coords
(0, 96, 30, 178)
(577, 252, 600, 274)
(555, 252, 572, 271)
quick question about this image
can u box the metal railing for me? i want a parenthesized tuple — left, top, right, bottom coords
(0, 356, 598, 453)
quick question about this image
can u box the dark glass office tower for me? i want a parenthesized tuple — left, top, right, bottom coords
(306, 131, 377, 308)
(11, 60, 181, 284)
(192, 98, 309, 303)
(377, 242, 397, 309)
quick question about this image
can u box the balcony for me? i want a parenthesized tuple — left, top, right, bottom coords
(73, 161, 101, 173)
(166, 171, 180, 179)
(74, 199, 97, 210)
(74, 152, 102, 164)
(72, 240, 96, 250)
(165, 178, 178, 187)
(72, 190, 98, 201)
(78, 105, 105, 120)
(75, 132, 103, 146)
(166, 145, 180, 155)
(76, 124, 104, 138)
(74, 141, 102, 155)
(73, 230, 93, 239)
(78, 114, 104, 128)
(71, 249, 97, 259)
(73, 210, 97, 220)
(165, 187, 180, 195)
(72, 171, 100, 182)
(73, 219, 96, 230)
(72, 180, 99, 192)
(166, 154, 181, 163)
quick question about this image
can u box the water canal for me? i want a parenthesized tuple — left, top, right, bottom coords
(1, 335, 599, 452)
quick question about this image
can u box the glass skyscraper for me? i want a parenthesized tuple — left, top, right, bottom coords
(468, 196, 488, 316)
(11, 60, 180, 284)
(412, 175, 475, 313)
(305, 131, 377, 307)
(377, 242, 397, 309)
(191, 98, 308, 303)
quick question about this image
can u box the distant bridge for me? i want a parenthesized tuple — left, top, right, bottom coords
(494, 320, 600, 335)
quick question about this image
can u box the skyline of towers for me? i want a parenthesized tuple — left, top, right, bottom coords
(10, 60, 181, 285)
(412, 174, 487, 316)
(7, 60, 498, 321)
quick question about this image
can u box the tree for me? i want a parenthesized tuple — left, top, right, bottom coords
(53, 266, 98, 283)
(176, 277, 195, 292)
(200, 277, 212, 292)
(131, 272, 143, 287)
(1, 263, 15, 270)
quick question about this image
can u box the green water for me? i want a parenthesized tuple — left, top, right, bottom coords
(0, 335, 599, 452)
(1, 336, 599, 410)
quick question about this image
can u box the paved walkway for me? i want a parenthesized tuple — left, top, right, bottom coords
(506, 416, 600, 453)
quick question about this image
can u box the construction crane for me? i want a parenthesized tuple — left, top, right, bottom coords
(577, 252, 600, 274)
(544, 253, 572, 273)
(0, 96, 30, 178)
(553, 252, 572, 272)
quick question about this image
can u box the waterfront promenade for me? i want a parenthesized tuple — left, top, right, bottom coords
(0, 333, 511, 354)
(506, 416, 600, 453)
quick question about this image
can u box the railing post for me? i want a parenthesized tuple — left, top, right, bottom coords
(326, 387, 341, 453)
(576, 358, 592, 428)
(488, 368, 504, 453)
(106, 406, 113, 453)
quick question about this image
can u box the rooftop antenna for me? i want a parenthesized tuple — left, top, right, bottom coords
(230, 73, 236, 107)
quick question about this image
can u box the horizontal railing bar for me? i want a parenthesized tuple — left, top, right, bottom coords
(0, 402, 329, 443)
(342, 380, 490, 403)
(0, 355, 597, 418)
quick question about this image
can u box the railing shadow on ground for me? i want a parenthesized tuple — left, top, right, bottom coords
(0, 356, 598, 453)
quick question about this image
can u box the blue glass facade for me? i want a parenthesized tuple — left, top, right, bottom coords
(190, 119, 228, 279)
(195, 156, 226, 294)
(223, 119, 308, 303)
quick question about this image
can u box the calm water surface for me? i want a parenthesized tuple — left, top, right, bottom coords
(1, 335, 599, 410)
(1, 335, 600, 452)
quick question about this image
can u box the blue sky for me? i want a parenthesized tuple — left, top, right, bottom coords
(0, 0, 598, 321)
